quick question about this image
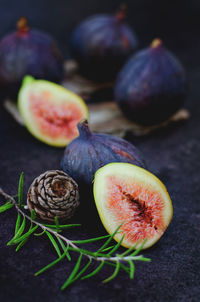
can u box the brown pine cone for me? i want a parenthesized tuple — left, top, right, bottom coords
(27, 170, 79, 222)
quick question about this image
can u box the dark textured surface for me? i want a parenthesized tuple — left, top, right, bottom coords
(0, 1, 200, 301)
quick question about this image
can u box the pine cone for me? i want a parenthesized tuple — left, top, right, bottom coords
(27, 170, 79, 222)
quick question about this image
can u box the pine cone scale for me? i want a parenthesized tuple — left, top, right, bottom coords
(37, 195, 49, 209)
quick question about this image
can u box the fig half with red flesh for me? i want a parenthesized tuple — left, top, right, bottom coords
(18, 76, 88, 147)
(94, 163, 173, 249)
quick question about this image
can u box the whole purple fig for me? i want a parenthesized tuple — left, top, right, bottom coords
(0, 17, 64, 97)
(114, 39, 187, 125)
(61, 120, 146, 185)
(70, 4, 138, 82)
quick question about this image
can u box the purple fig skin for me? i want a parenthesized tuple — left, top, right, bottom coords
(0, 18, 63, 97)
(70, 6, 138, 82)
(114, 39, 187, 125)
(61, 120, 146, 185)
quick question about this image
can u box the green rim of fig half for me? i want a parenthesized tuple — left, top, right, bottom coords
(93, 163, 173, 250)
(18, 75, 88, 147)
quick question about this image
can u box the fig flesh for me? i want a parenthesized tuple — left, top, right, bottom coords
(61, 120, 146, 185)
(93, 163, 173, 249)
(70, 5, 138, 82)
(18, 76, 88, 147)
(114, 38, 187, 125)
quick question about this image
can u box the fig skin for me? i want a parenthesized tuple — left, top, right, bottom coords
(61, 120, 146, 186)
(70, 5, 138, 82)
(114, 38, 187, 125)
(0, 17, 64, 98)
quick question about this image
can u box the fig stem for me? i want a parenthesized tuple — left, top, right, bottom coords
(77, 120, 92, 139)
(116, 3, 127, 22)
(17, 17, 29, 32)
(151, 38, 162, 48)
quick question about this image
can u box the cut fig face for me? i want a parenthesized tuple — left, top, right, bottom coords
(94, 163, 173, 249)
(18, 76, 88, 147)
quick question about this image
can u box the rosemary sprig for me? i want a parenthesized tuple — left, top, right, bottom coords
(0, 173, 151, 290)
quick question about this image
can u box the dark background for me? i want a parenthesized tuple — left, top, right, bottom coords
(0, 0, 200, 301)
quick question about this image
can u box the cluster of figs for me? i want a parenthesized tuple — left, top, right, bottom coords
(1, 5, 181, 249)
(0, 5, 186, 125)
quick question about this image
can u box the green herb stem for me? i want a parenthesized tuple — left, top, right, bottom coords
(0, 183, 151, 291)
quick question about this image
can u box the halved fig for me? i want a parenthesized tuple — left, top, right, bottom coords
(18, 76, 88, 147)
(93, 163, 173, 249)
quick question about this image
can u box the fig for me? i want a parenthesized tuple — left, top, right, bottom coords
(61, 120, 146, 186)
(70, 4, 138, 82)
(0, 17, 63, 97)
(114, 38, 187, 125)
(93, 163, 173, 249)
(18, 76, 88, 147)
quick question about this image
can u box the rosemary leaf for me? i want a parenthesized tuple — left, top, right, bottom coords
(7, 216, 26, 245)
(133, 256, 151, 262)
(18, 172, 24, 207)
(0, 201, 13, 212)
(95, 252, 110, 258)
(119, 238, 146, 258)
(104, 261, 130, 274)
(46, 231, 61, 257)
(119, 241, 140, 257)
(35, 248, 69, 276)
(68, 248, 109, 259)
(34, 230, 46, 237)
(54, 216, 59, 232)
(102, 261, 120, 283)
(69, 247, 95, 257)
(43, 223, 81, 230)
(15, 237, 28, 252)
(128, 260, 135, 279)
(57, 237, 71, 261)
(31, 209, 36, 220)
(12, 225, 38, 244)
(107, 235, 125, 256)
(61, 253, 83, 290)
(67, 258, 92, 286)
(131, 239, 147, 256)
(97, 223, 123, 253)
(101, 245, 115, 252)
(81, 261, 104, 280)
(15, 214, 21, 234)
(72, 234, 110, 244)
